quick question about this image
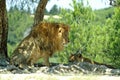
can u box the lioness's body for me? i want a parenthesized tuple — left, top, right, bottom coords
(10, 22, 69, 68)
(69, 54, 115, 68)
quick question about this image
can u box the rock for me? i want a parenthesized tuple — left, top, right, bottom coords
(0, 58, 9, 66)
(110, 69, 120, 75)
(0, 62, 119, 75)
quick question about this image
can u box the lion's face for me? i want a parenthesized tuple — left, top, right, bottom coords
(32, 22, 70, 51)
(57, 25, 69, 47)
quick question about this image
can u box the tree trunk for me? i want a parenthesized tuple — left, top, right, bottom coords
(0, 0, 9, 66)
(34, 0, 48, 26)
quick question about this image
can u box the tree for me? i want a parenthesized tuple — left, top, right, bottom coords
(0, 0, 9, 66)
(109, 0, 120, 6)
(34, 0, 48, 26)
(49, 4, 59, 15)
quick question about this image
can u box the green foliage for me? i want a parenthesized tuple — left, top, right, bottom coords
(7, 0, 120, 68)
(7, 7, 33, 56)
(46, 0, 118, 67)
(94, 7, 114, 25)
(108, 7, 120, 67)
(56, 0, 98, 63)
(49, 4, 60, 15)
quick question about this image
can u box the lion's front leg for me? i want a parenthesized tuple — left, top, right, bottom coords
(43, 54, 50, 67)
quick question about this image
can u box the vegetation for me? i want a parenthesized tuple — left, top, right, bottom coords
(109, 7, 120, 67)
(7, 0, 120, 68)
(7, 7, 34, 56)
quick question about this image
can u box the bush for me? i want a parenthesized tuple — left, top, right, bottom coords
(48, 0, 117, 67)
(7, 9, 33, 56)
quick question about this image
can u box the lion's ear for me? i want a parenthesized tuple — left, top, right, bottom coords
(64, 25, 70, 32)
(55, 24, 60, 28)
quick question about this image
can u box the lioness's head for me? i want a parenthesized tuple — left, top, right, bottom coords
(69, 54, 83, 62)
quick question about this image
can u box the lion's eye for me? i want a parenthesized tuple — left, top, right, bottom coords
(58, 27, 63, 33)
(59, 30, 62, 33)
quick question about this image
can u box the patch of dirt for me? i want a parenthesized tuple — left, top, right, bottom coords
(0, 74, 120, 80)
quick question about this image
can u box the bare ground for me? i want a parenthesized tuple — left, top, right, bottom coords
(0, 73, 120, 80)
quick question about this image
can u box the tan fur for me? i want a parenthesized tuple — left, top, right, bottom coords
(69, 54, 94, 63)
(69, 54, 115, 68)
(10, 22, 69, 68)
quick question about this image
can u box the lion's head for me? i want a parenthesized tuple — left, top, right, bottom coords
(31, 22, 70, 53)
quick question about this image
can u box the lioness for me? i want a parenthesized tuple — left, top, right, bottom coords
(10, 22, 70, 68)
(69, 53, 115, 68)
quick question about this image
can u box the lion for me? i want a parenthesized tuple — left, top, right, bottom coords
(69, 53, 115, 68)
(10, 22, 70, 68)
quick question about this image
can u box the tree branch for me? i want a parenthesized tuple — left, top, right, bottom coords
(34, 0, 48, 26)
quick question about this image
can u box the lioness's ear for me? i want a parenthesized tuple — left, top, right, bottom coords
(70, 54, 74, 56)
(78, 54, 82, 58)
